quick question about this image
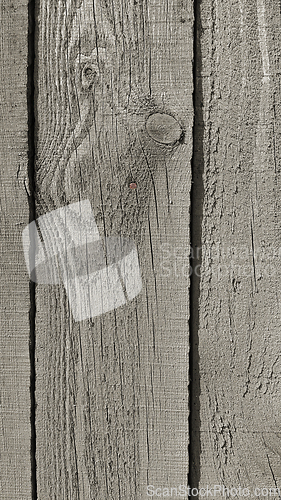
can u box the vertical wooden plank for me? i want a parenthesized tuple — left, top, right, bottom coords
(0, 1, 32, 499)
(34, 0, 193, 498)
(196, 0, 281, 492)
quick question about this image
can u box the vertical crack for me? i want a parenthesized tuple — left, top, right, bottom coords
(188, 0, 204, 491)
(28, 0, 37, 498)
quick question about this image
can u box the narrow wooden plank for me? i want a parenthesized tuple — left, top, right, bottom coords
(0, 2, 32, 499)
(34, 0, 193, 498)
(195, 0, 281, 492)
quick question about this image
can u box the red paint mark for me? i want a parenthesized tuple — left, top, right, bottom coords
(129, 182, 137, 190)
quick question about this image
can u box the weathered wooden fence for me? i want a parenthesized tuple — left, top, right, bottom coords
(1, 0, 281, 499)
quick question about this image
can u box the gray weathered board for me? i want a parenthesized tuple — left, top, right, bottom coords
(34, 0, 193, 498)
(0, 1, 32, 499)
(2, 0, 281, 498)
(193, 0, 281, 494)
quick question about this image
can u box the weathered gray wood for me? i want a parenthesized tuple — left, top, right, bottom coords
(195, 0, 281, 493)
(35, 0, 193, 498)
(0, 2, 32, 499)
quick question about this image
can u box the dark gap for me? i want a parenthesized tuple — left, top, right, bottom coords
(188, 0, 204, 491)
(28, 0, 37, 498)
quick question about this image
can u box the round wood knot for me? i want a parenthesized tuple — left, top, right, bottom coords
(145, 113, 183, 145)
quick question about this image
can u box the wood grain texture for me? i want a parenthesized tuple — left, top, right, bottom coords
(35, 0, 193, 498)
(195, 0, 281, 493)
(0, 1, 32, 499)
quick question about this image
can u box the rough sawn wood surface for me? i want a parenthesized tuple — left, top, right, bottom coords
(193, 0, 281, 494)
(0, 1, 32, 499)
(34, 0, 193, 498)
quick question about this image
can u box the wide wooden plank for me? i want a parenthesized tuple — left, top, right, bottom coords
(194, 0, 281, 493)
(34, 0, 193, 498)
(0, 1, 32, 499)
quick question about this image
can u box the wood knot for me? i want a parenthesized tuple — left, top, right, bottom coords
(81, 63, 99, 89)
(145, 113, 183, 145)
